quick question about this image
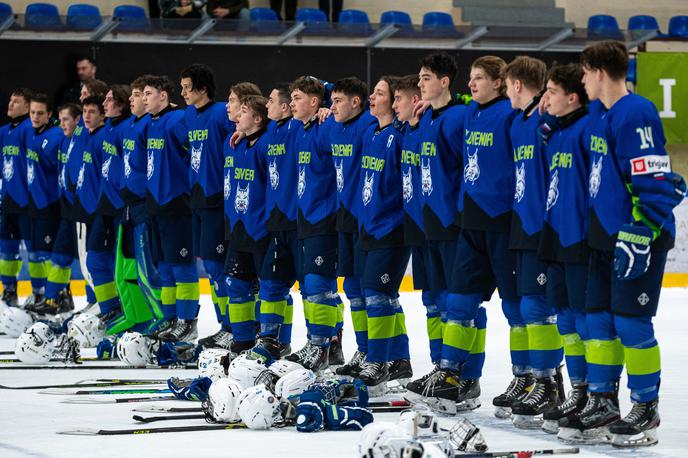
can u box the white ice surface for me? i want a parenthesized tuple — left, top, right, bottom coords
(1, 288, 687, 458)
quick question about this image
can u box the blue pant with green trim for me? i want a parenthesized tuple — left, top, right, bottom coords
(557, 307, 588, 384)
(365, 290, 409, 363)
(227, 277, 257, 344)
(304, 274, 340, 347)
(521, 294, 563, 378)
(158, 261, 199, 320)
(86, 250, 119, 314)
(258, 278, 292, 341)
(615, 314, 660, 402)
(586, 310, 624, 393)
(0, 239, 21, 287)
(203, 259, 230, 330)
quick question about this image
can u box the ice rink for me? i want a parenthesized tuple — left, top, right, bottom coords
(1, 288, 686, 458)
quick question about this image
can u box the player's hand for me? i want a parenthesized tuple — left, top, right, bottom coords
(316, 108, 331, 124)
(230, 130, 245, 148)
(614, 224, 652, 280)
(413, 100, 431, 119)
(538, 91, 550, 115)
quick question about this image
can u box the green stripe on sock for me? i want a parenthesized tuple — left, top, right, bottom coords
(470, 327, 486, 355)
(261, 299, 287, 318)
(510, 325, 529, 352)
(351, 309, 368, 333)
(563, 333, 586, 357)
(442, 321, 476, 352)
(161, 286, 176, 306)
(527, 323, 563, 351)
(427, 316, 442, 341)
(229, 300, 256, 323)
(587, 338, 625, 366)
(625, 344, 661, 375)
(309, 301, 338, 327)
(47, 265, 71, 284)
(94, 281, 118, 302)
(176, 282, 200, 301)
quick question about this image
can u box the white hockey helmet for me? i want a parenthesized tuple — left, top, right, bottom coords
(274, 368, 316, 400)
(397, 409, 440, 438)
(0, 307, 34, 338)
(67, 313, 105, 348)
(15, 322, 56, 363)
(202, 377, 243, 423)
(228, 354, 267, 389)
(237, 383, 281, 430)
(401, 440, 455, 458)
(198, 348, 233, 380)
(268, 359, 304, 378)
(358, 422, 412, 458)
(117, 332, 153, 366)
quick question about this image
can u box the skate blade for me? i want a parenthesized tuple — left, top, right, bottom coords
(456, 397, 481, 412)
(541, 419, 559, 434)
(558, 426, 612, 445)
(404, 393, 458, 416)
(366, 382, 390, 398)
(512, 414, 543, 430)
(612, 429, 659, 448)
(386, 379, 409, 394)
(494, 406, 512, 419)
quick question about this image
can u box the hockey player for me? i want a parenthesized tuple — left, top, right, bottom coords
(180, 64, 235, 349)
(516, 63, 591, 428)
(144, 76, 200, 342)
(406, 53, 485, 413)
(558, 41, 685, 448)
(223, 95, 271, 356)
(354, 75, 411, 389)
(21, 94, 63, 313)
(0, 88, 35, 308)
(284, 76, 343, 371)
(327, 77, 377, 375)
(31, 103, 81, 315)
(393, 75, 443, 372)
(253, 83, 300, 358)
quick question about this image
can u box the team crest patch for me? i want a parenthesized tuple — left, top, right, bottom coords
(124, 152, 132, 178)
(335, 159, 344, 193)
(224, 171, 231, 200)
(179, 248, 189, 258)
(101, 157, 112, 179)
(421, 158, 433, 196)
(3, 157, 13, 181)
(297, 167, 306, 198)
(269, 158, 279, 190)
(546, 170, 559, 211)
(514, 163, 525, 202)
(589, 156, 603, 198)
(234, 183, 250, 214)
(464, 149, 480, 184)
(380, 273, 390, 284)
(59, 168, 66, 190)
(362, 172, 374, 206)
(77, 164, 85, 190)
(537, 273, 547, 286)
(402, 166, 413, 203)
(27, 162, 35, 185)
(314, 256, 324, 266)
(190, 145, 202, 173)
(638, 292, 650, 306)
(147, 150, 154, 180)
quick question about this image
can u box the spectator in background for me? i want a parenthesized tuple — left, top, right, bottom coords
(160, 0, 203, 19)
(270, 0, 297, 21)
(60, 56, 97, 105)
(206, 0, 249, 20)
(319, 0, 342, 22)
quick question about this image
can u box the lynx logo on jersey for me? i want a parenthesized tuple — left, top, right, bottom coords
(26, 161, 35, 185)
(77, 164, 85, 190)
(269, 158, 279, 190)
(147, 150, 154, 180)
(335, 159, 344, 193)
(546, 169, 559, 211)
(421, 158, 433, 196)
(402, 166, 413, 203)
(589, 156, 603, 198)
(124, 151, 132, 178)
(362, 171, 374, 206)
(102, 157, 112, 180)
(234, 183, 250, 214)
(223, 170, 231, 200)
(464, 149, 480, 184)
(190, 145, 202, 173)
(3, 157, 13, 181)
(514, 162, 525, 202)
(297, 167, 306, 198)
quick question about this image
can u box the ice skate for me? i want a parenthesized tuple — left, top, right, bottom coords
(456, 378, 481, 412)
(335, 350, 366, 377)
(512, 375, 563, 429)
(542, 383, 588, 434)
(198, 328, 233, 350)
(610, 399, 660, 448)
(1, 285, 18, 308)
(405, 369, 464, 415)
(492, 374, 534, 419)
(558, 391, 619, 445)
(328, 329, 345, 366)
(284, 340, 329, 371)
(158, 318, 198, 342)
(358, 361, 390, 396)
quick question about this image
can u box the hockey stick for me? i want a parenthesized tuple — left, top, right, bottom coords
(133, 413, 205, 423)
(62, 395, 179, 404)
(41, 387, 171, 395)
(0, 357, 100, 364)
(457, 447, 579, 457)
(0, 363, 196, 370)
(58, 423, 248, 435)
(0, 379, 168, 390)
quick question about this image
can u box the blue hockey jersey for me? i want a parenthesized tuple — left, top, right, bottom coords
(26, 124, 62, 216)
(1, 115, 33, 212)
(97, 115, 129, 215)
(538, 107, 590, 264)
(296, 116, 337, 238)
(330, 110, 377, 233)
(265, 117, 300, 232)
(224, 128, 270, 251)
(358, 121, 405, 250)
(185, 102, 234, 209)
(73, 123, 108, 222)
(461, 97, 518, 232)
(146, 106, 191, 215)
(121, 114, 151, 204)
(417, 101, 466, 240)
(509, 100, 548, 250)
(588, 94, 675, 252)
(400, 122, 424, 246)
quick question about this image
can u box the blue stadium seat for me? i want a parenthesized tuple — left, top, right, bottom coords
(67, 4, 101, 30)
(295, 8, 327, 23)
(339, 9, 369, 24)
(669, 15, 688, 38)
(0, 2, 12, 20)
(587, 14, 622, 39)
(25, 3, 61, 28)
(250, 7, 278, 22)
(380, 10, 412, 26)
(628, 15, 659, 32)
(113, 5, 148, 31)
(626, 57, 636, 83)
(423, 12, 454, 28)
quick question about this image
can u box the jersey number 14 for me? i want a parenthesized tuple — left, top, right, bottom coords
(636, 126, 655, 150)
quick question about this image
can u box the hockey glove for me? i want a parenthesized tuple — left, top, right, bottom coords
(295, 400, 325, 432)
(614, 224, 653, 280)
(156, 341, 201, 366)
(322, 404, 373, 431)
(168, 376, 213, 401)
(96, 336, 118, 360)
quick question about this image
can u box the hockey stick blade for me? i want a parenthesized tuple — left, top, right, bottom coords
(41, 388, 171, 395)
(133, 414, 205, 423)
(62, 395, 179, 404)
(0, 379, 168, 390)
(58, 423, 248, 435)
(458, 447, 580, 457)
(0, 364, 196, 370)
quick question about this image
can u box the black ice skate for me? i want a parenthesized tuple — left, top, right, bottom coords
(21, 290, 44, 310)
(335, 350, 366, 377)
(158, 318, 198, 342)
(405, 362, 440, 393)
(249, 336, 283, 362)
(493, 374, 534, 419)
(388, 359, 413, 383)
(145, 318, 176, 339)
(558, 391, 620, 445)
(358, 361, 390, 390)
(610, 399, 660, 448)
(198, 329, 233, 350)
(28, 295, 75, 317)
(284, 341, 329, 371)
(405, 369, 465, 415)
(1, 285, 18, 308)
(542, 383, 588, 434)
(512, 374, 564, 430)
(456, 378, 481, 412)
(328, 329, 345, 366)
